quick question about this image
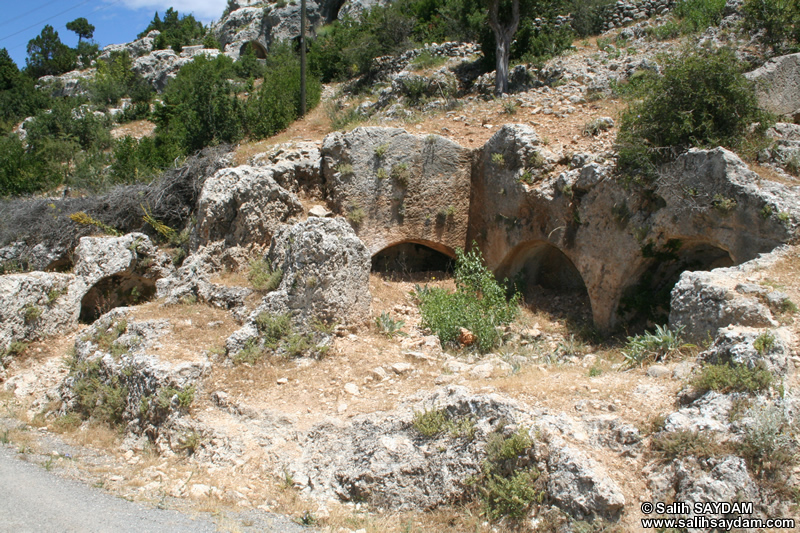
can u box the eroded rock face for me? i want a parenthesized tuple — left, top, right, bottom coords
(669, 247, 792, 342)
(746, 52, 800, 120)
(98, 30, 159, 62)
(0, 272, 82, 352)
(701, 327, 792, 376)
(133, 48, 221, 92)
(212, 2, 322, 60)
(59, 309, 209, 444)
(226, 218, 370, 354)
(156, 242, 252, 309)
(470, 126, 799, 331)
(251, 142, 324, 198)
(194, 165, 304, 248)
(74, 233, 174, 323)
(322, 127, 472, 258)
(545, 441, 626, 519)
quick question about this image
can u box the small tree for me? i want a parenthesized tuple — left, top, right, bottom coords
(66, 17, 95, 42)
(25, 25, 76, 78)
(487, 0, 520, 95)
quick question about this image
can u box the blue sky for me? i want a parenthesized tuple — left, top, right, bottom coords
(0, 0, 228, 69)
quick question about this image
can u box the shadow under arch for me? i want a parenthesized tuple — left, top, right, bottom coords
(371, 239, 456, 274)
(79, 273, 156, 324)
(240, 40, 267, 59)
(618, 239, 734, 328)
(496, 240, 591, 322)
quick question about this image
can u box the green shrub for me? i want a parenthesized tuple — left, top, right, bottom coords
(412, 408, 448, 437)
(347, 206, 365, 225)
(753, 330, 776, 354)
(22, 304, 42, 324)
(245, 41, 321, 139)
(416, 247, 519, 353)
(648, 0, 727, 40)
(71, 359, 128, 426)
(410, 50, 447, 70)
(616, 48, 772, 184)
(156, 384, 195, 410)
(742, 0, 800, 54)
(155, 54, 243, 154)
(390, 162, 411, 186)
(248, 259, 283, 292)
(255, 312, 292, 349)
(651, 429, 728, 459)
(477, 426, 542, 520)
(138, 8, 206, 54)
(622, 324, 685, 366)
(91, 51, 154, 107)
(737, 404, 798, 480)
(691, 362, 773, 394)
(233, 338, 265, 365)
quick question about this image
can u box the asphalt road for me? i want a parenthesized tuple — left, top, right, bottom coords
(0, 446, 305, 533)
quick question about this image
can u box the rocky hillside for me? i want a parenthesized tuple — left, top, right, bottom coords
(2, 1, 800, 532)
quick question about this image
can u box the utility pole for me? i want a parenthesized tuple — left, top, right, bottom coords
(300, 0, 307, 117)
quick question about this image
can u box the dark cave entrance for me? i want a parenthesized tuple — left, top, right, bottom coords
(79, 273, 156, 324)
(371, 241, 455, 275)
(619, 239, 734, 328)
(496, 241, 591, 323)
(240, 40, 268, 59)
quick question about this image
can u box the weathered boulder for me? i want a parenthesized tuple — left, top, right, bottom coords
(322, 127, 471, 258)
(701, 326, 792, 376)
(73, 233, 174, 323)
(60, 309, 209, 443)
(226, 217, 370, 355)
(669, 247, 792, 342)
(746, 53, 800, 120)
(290, 386, 524, 510)
(156, 242, 253, 309)
(664, 392, 733, 433)
(545, 441, 626, 519)
(250, 141, 324, 198)
(0, 272, 82, 352)
(0, 241, 70, 272)
(194, 165, 304, 247)
(36, 69, 95, 98)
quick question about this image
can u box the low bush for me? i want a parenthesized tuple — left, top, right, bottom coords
(738, 404, 797, 481)
(651, 429, 728, 459)
(742, 0, 800, 54)
(691, 362, 773, 394)
(70, 359, 128, 426)
(616, 48, 772, 184)
(648, 0, 727, 40)
(248, 259, 283, 292)
(622, 324, 686, 366)
(416, 247, 519, 353)
(476, 426, 543, 520)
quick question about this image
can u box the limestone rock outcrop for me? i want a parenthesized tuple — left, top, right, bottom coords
(133, 48, 221, 92)
(194, 165, 304, 247)
(98, 30, 159, 62)
(0, 272, 82, 352)
(746, 53, 800, 121)
(322, 127, 472, 258)
(226, 217, 370, 355)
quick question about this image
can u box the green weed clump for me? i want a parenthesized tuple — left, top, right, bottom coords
(622, 324, 685, 367)
(416, 247, 519, 353)
(742, 0, 800, 54)
(248, 259, 283, 292)
(691, 362, 773, 394)
(648, 0, 727, 40)
(375, 312, 406, 338)
(412, 408, 476, 440)
(738, 404, 798, 481)
(651, 429, 728, 459)
(476, 426, 543, 521)
(70, 359, 129, 426)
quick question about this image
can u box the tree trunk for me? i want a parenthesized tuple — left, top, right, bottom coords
(487, 0, 520, 96)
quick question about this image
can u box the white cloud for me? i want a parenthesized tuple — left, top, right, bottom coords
(112, 0, 228, 21)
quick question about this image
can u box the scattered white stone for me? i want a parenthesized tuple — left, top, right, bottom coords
(344, 382, 360, 396)
(390, 362, 413, 375)
(277, 377, 289, 385)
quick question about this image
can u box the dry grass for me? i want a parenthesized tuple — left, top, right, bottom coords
(110, 120, 156, 140)
(128, 300, 238, 362)
(750, 162, 800, 187)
